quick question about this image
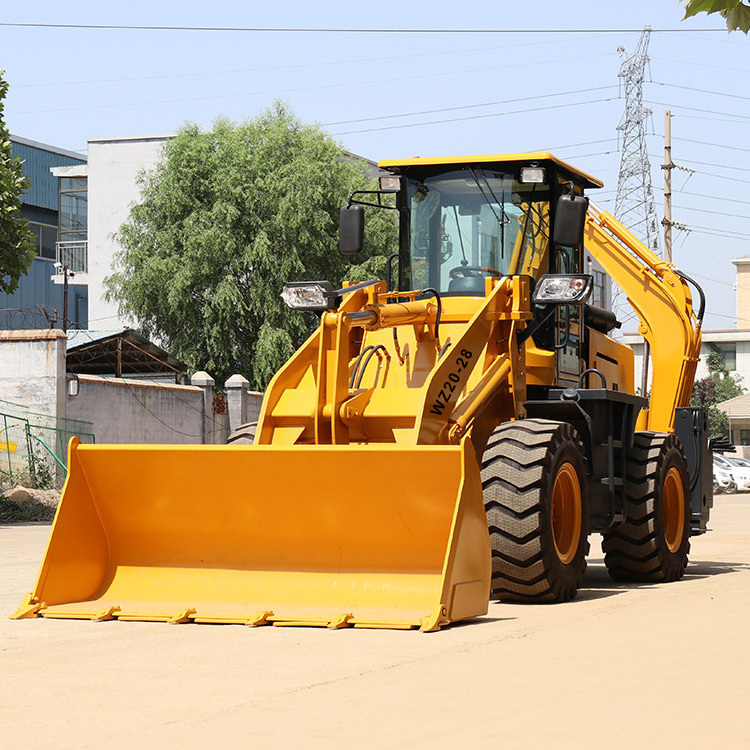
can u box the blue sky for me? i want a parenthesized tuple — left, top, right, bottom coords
(1, 1, 748, 331)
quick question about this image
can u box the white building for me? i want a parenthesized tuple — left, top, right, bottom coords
(86, 135, 173, 328)
(55, 136, 383, 332)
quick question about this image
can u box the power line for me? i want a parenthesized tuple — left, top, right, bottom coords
(671, 203, 750, 219)
(647, 152, 750, 183)
(677, 191, 750, 206)
(14, 46, 613, 90)
(330, 97, 617, 135)
(690, 170, 750, 185)
(687, 224, 750, 239)
(0, 22, 729, 34)
(677, 137, 750, 153)
(13, 62, 617, 117)
(653, 80, 750, 103)
(322, 86, 618, 126)
(644, 100, 750, 122)
(653, 55, 750, 75)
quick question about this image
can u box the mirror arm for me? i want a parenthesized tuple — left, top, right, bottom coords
(348, 190, 400, 211)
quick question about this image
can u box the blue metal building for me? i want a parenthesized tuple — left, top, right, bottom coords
(0, 136, 88, 330)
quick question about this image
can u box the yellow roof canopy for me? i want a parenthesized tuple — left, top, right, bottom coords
(378, 152, 603, 190)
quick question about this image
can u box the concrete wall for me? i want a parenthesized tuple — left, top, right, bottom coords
(86, 136, 171, 329)
(0, 330, 66, 421)
(65, 371, 263, 445)
(66, 374, 213, 444)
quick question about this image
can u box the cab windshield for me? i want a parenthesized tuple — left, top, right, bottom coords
(405, 168, 551, 294)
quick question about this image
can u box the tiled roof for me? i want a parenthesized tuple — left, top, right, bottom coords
(716, 392, 750, 417)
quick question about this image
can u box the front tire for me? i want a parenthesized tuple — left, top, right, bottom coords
(481, 419, 590, 603)
(602, 432, 690, 582)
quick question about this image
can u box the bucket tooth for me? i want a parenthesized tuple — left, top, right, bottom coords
(246, 611, 274, 627)
(10, 593, 44, 620)
(167, 608, 197, 624)
(327, 613, 354, 629)
(420, 605, 449, 633)
(91, 606, 120, 621)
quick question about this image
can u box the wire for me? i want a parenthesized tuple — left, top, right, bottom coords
(671, 203, 750, 219)
(676, 137, 750, 153)
(687, 225, 750, 240)
(15, 67, 616, 117)
(652, 55, 750, 75)
(0, 22, 729, 33)
(675, 191, 750, 206)
(690, 170, 750, 186)
(331, 97, 618, 135)
(15, 49, 613, 90)
(322, 85, 618, 127)
(644, 100, 750, 123)
(653, 80, 750, 103)
(669, 159, 750, 175)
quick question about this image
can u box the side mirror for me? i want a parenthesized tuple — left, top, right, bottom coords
(339, 205, 364, 255)
(553, 193, 589, 248)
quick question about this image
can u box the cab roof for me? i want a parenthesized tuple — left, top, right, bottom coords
(378, 152, 604, 190)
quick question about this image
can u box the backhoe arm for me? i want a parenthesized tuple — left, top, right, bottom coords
(583, 204, 702, 432)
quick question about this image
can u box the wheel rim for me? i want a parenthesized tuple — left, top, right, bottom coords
(663, 466, 686, 553)
(551, 462, 582, 565)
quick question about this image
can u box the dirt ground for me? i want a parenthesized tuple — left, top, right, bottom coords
(2, 494, 749, 749)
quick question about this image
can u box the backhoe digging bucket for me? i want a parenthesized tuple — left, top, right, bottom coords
(13, 437, 490, 631)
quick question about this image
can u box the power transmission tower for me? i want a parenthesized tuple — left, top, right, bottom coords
(615, 27, 661, 257)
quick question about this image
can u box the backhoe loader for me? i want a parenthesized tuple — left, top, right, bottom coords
(14, 152, 712, 631)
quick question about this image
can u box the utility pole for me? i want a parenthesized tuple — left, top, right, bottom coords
(62, 265, 69, 333)
(662, 110, 673, 263)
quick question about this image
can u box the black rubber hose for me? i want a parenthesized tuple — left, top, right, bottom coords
(354, 345, 388, 389)
(674, 268, 706, 324)
(420, 287, 442, 348)
(349, 346, 374, 388)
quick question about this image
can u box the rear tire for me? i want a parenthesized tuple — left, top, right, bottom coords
(481, 419, 590, 603)
(602, 432, 690, 582)
(227, 422, 257, 445)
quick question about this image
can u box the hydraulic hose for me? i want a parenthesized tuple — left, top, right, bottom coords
(420, 287, 442, 349)
(673, 268, 706, 324)
(354, 345, 389, 389)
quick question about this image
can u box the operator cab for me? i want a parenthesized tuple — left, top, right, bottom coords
(377, 153, 602, 295)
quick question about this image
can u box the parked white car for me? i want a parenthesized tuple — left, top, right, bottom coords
(713, 463, 735, 494)
(714, 453, 750, 491)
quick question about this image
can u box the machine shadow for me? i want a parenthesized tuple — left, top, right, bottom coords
(575, 558, 748, 602)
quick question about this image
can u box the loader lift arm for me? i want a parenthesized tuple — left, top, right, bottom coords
(583, 203, 702, 433)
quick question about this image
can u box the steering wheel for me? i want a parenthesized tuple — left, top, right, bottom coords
(449, 264, 502, 279)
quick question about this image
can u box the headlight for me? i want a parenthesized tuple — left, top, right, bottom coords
(379, 176, 401, 192)
(532, 274, 593, 305)
(281, 281, 336, 311)
(520, 166, 546, 184)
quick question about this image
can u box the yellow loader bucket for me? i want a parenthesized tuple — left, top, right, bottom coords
(13, 437, 490, 631)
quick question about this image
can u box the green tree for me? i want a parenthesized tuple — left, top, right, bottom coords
(0, 70, 36, 294)
(107, 103, 396, 389)
(682, 0, 750, 33)
(691, 349, 745, 436)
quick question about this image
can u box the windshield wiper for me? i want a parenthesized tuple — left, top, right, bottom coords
(468, 169, 510, 227)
